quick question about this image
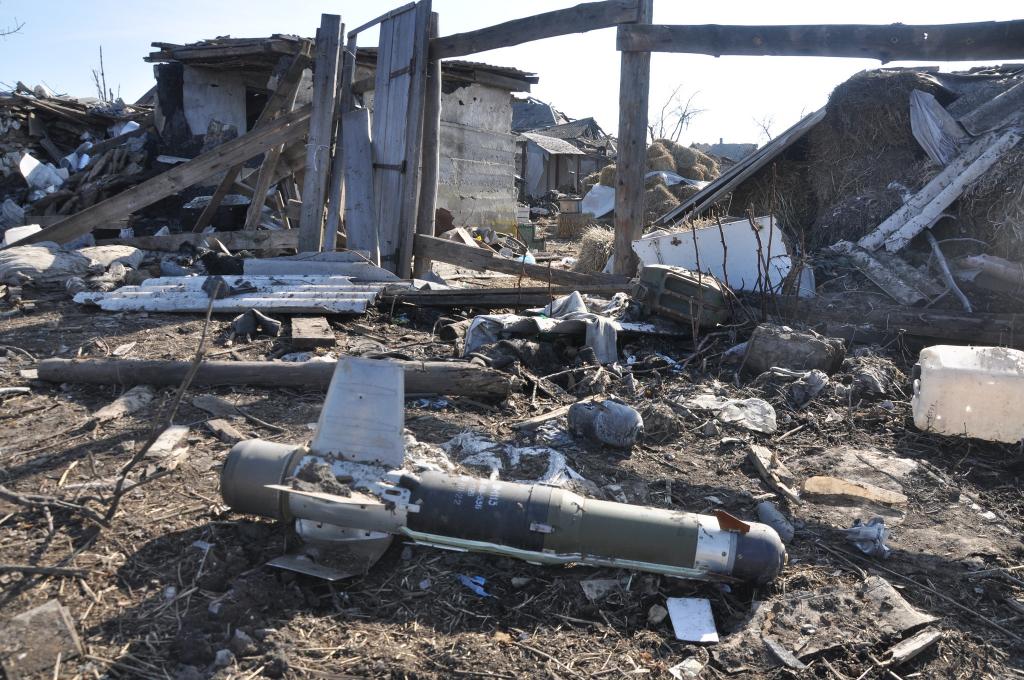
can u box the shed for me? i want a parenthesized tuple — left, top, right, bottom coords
(518, 132, 587, 197)
(146, 36, 538, 231)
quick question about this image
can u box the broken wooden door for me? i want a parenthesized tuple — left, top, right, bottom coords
(370, 0, 431, 276)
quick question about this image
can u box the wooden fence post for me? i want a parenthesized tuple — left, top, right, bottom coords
(612, 0, 652, 276)
(413, 12, 442, 278)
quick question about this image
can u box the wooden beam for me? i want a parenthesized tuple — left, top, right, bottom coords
(243, 144, 286, 230)
(37, 358, 519, 400)
(382, 284, 632, 308)
(99, 229, 299, 253)
(347, 2, 416, 37)
(395, 0, 432, 279)
(298, 15, 344, 252)
(612, 0, 652, 276)
(430, 0, 641, 60)
(324, 33, 359, 246)
(10, 106, 312, 249)
(616, 21, 1024, 61)
(415, 234, 629, 288)
(773, 295, 1024, 347)
(413, 12, 442, 278)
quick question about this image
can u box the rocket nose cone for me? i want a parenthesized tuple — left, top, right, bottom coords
(732, 522, 788, 584)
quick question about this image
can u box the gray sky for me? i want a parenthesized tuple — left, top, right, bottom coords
(1, 0, 1020, 145)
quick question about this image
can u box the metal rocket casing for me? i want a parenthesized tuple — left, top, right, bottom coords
(220, 357, 786, 584)
(221, 441, 787, 584)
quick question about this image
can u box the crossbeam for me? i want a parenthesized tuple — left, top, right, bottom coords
(430, 0, 640, 60)
(617, 20, 1024, 62)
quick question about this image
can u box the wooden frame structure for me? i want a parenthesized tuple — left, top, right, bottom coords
(11, 1, 1024, 283)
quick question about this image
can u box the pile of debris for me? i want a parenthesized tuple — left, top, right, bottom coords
(660, 65, 1024, 314)
(0, 84, 152, 234)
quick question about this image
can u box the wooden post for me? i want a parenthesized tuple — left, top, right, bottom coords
(413, 12, 442, 278)
(612, 0, 652, 276)
(395, 0, 433, 279)
(298, 15, 344, 253)
(324, 33, 359, 249)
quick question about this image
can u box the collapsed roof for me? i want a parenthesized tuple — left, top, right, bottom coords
(147, 36, 538, 92)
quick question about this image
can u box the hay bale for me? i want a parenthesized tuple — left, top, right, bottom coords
(645, 184, 680, 223)
(599, 164, 617, 186)
(646, 141, 677, 172)
(670, 183, 701, 202)
(575, 226, 615, 273)
(803, 68, 946, 239)
(645, 173, 667, 190)
(581, 171, 602, 193)
(655, 138, 720, 180)
(647, 152, 676, 172)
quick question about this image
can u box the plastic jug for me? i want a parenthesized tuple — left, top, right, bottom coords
(912, 345, 1024, 443)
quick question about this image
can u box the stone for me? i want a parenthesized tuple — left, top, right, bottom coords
(0, 600, 82, 680)
(743, 324, 845, 375)
(647, 604, 669, 625)
(803, 475, 908, 507)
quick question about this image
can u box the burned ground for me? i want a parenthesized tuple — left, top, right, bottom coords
(1, 281, 1022, 680)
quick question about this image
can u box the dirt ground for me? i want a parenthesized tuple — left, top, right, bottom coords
(1, 267, 1023, 679)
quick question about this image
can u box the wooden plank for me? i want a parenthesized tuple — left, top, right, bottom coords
(341, 111, 378, 263)
(99, 229, 299, 252)
(616, 20, 1024, 61)
(37, 358, 519, 400)
(858, 127, 1023, 252)
(611, 0, 652, 276)
(242, 144, 286, 230)
(290, 316, 337, 348)
(843, 247, 931, 306)
(413, 12, 442, 278)
(192, 45, 311, 232)
(372, 4, 421, 274)
(395, 0, 432, 279)
(430, 0, 640, 60)
(298, 15, 344, 252)
(10, 106, 312, 249)
(348, 2, 416, 37)
(415, 234, 629, 288)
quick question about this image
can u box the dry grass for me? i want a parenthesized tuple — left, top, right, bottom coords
(575, 225, 615, 272)
(960, 142, 1024, 260)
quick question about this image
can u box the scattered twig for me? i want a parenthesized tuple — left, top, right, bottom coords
(103, 283, 220, 522)
(0, 484, 109, 528)
(924, 230, 972, 312)
(0, 563, 87, 578)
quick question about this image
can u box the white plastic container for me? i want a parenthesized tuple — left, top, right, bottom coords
(912, 345, 1024, 443)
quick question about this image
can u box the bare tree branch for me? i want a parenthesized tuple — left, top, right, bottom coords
(648, 86, 704, 143)
(0, 16, 24, 37)
(753, 114, 776, 142)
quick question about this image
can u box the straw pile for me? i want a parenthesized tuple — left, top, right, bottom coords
(594, 141, 721, 188)
(575, 225, 615, 272)
(581, 171, 602, 194)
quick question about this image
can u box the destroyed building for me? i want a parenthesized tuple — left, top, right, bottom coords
(514, 104, 616, 197)
(148, 36, 537, 231)
(2, 4, 1024, 680)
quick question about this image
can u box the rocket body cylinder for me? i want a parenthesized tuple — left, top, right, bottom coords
(220, 442, 786, 584)
(400, 471, 785, 584)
